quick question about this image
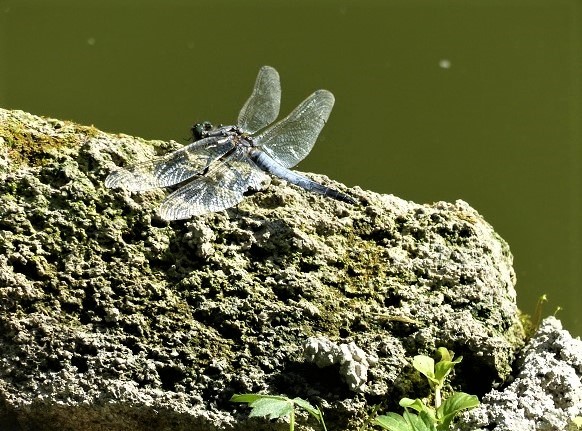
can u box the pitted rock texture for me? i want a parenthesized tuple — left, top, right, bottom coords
(455, 317, 582, 431)
(0, 108, 524, 430)
(303, 337, 379, 392)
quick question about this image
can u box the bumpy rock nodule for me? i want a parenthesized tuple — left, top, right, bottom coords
(0, 108, 525, 430)
(303, 337, 379, 392)
(455, 317, 582, 431)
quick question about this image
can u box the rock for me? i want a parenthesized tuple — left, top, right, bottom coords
(303, 337, 379, 392)
(0, 108, 524, 430)
(455, 316, 582, 431)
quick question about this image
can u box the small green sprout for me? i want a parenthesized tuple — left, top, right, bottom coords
(571, 416, 582, 430)
(531, 294, 548, 330)
(373, 347, 479, 431)
(523, 294, 562, 338)
(231, 393, 328, 431)
(412, 347, 462, 409)
(231, 347, 478, 431)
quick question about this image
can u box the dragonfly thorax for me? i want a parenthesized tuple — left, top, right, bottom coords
(198, 124, 255, 149)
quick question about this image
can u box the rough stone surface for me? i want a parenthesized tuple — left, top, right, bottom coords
(455, 316, 582, 431)
(0, 108, 524, 430)
(303, 337, 379, 392)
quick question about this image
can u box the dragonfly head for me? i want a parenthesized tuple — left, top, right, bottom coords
(190, 121, 214, 141)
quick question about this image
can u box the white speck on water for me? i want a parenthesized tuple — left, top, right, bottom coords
(87, 37, 96, 46)
(439, 59, 451, 69)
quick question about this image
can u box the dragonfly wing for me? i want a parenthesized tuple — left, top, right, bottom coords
(158, 148, 269, 220)
(105, 136, 234, 192)
(254, 90, 334, 168)
(237, 66, 281, 134)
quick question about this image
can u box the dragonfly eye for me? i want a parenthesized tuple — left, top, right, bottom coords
(191, 121, 214, 141)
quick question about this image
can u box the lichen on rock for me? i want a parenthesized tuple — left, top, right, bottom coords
(0, 108, 526, 430)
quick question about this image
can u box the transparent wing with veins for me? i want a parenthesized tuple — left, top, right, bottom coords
(237, 66, 281, 134)
(105, 66, 347, 221)
(254, 89, 334, 169)
(105, 136, 234, 192)
(158, 147, 270, 220)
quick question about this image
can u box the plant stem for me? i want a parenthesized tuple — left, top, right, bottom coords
(290, 408, 295, 431)
(321, 412, 328, 431)
(435, 387, 442, 409)
(358, 404, 381, 431)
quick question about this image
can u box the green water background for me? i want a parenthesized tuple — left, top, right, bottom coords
(1, 0, 580, 337)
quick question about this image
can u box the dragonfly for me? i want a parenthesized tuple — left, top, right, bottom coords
(105, 66, 356, 221)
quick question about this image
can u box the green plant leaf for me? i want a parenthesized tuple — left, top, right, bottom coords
(404, 410, 437, 431)
(248, 397, 293, 420)
(400, 398, 436, 422)
(412, 355, 438, 386)
(231, 394, 293, 421)
(292, 397, 318, 417)
(230, 393, 264, 404)
(292, 397, 327, 428)
(436, 392, 479, 429)
(374, 412, 412, 431)
(432, 348, 462, 388)
(433, 359, 461, 386)
(435, 347, 453, 363)
(400, 398, 426, 413)
(231, 393, 329, 431)
(400, 398, 430, 415)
